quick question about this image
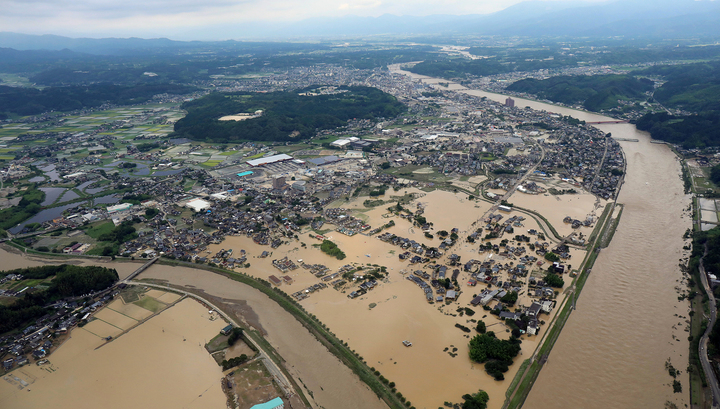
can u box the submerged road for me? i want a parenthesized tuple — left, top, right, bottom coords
(698, 244, 720, 409)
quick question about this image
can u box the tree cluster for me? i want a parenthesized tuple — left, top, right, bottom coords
(320, 239, 346, 260)
(543, 272, 565, 288)
(500, 291, 518, 306)
(468, 331, 522, 380)
(461, 390, 489, 409)
(97, 220, 137, 245)
(227, 327, 244, 346)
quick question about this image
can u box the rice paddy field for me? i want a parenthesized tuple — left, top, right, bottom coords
(0, 104, 187, 164)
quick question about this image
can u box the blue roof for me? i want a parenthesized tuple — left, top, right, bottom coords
(250, 397, 284, 409)
(237, 171, 254, 177)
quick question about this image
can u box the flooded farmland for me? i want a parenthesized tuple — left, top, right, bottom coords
(0, 298, 227, 409)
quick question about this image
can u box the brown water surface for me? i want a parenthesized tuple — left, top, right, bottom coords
(0, 299, 227, 409)
(390, 66, 691, 408)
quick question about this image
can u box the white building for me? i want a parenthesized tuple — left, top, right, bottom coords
(107, 203, 133, 213)
(185, 198, 212, 212)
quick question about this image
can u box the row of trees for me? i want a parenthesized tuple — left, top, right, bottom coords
(221, 354, 248, 371)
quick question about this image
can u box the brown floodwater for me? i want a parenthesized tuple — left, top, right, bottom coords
(525, 124, 691, 409)
(1, 68, 692, 408)
(209, 188, 588, 409)
(391, 66, 691, 408)
(0, 298, 227, 409)
(139, 264, 389, 409)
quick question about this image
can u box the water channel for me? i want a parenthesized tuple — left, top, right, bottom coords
(391, 66, 691, 408)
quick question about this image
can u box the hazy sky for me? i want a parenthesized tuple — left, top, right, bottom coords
(0, 0, 610, 39)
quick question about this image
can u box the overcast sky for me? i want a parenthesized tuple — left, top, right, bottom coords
(0, 0, 611, 40)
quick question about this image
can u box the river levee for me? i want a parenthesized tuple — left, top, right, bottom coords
(390, 66, 692, 408)
(137, 264, 389, 409)
(0, 245, 388, 409)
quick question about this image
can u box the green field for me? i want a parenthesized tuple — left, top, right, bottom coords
(134, 296, 164, 313)
(84, 221, 115, 239)
(201, 160, 224, 168)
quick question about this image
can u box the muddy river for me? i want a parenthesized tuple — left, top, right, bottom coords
(391, 66, 692, 409)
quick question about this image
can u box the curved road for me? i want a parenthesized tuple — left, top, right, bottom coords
(698, 243, 720, 408)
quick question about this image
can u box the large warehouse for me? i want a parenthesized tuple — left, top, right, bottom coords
(246, 154, 293, 167)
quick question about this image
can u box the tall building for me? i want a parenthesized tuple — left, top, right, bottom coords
(272, 176, 286, 190)
(505, 97, 515, 107)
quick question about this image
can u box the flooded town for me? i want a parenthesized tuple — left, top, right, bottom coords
(0, 38, 711, 409)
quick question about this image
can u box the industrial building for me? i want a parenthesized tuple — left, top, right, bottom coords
(107, 203, 133, 213)
(246, 154, 293, 167)
(185, 198, 212, 212)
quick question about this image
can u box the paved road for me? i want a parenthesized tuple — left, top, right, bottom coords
(698, 243, 720, 408)
(587, 137, 610, 191)
(497, 140, 546, 205)
(121, 280, 303, 404)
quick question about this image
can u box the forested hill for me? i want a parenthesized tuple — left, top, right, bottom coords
(639, 61, 720, 113)
(634, 112, 720, 148)
(633, 62, 720, 148)
(409, 59, 512, 78)
(0, 83, 196, 118)
(172, 86, 406, 143)
(506, 75, 654, 111)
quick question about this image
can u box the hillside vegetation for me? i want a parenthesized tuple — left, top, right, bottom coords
(0, 83, 196, 118)
(172, 86, 406, 143)
(0, 265, 119, 334)
(506, 74, 653, 111)
(633, 62, 720, 147)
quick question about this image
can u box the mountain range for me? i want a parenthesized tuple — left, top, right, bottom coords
(0, 0, 718, 53)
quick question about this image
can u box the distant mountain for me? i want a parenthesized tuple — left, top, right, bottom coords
(0, 0, 718, 50)
(0, 47, 98, 72)
(474, 0, 720, 37)
(0, 32, 199, 55)
(268, 0, 720, 39)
